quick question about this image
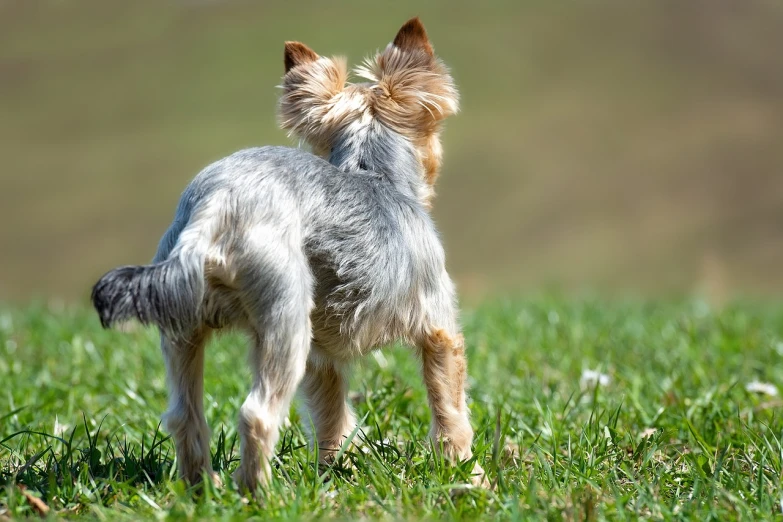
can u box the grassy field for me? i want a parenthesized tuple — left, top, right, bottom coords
(2, 297, 783, 519)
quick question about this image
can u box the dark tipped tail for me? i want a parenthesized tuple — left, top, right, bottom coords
(91, 256, 204, 337)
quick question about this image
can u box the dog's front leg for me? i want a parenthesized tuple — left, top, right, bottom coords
(418, 328, 486, 486)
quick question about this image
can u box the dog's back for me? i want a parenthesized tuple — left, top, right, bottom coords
(144, 145, 454, 354)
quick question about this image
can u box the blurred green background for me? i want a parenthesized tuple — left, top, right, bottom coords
(1, 0, 782, 303)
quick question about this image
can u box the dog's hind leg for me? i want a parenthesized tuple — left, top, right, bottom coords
(231, 238, 313, 494)
(301, 354, 357, 464)
(161, 328, 216, 485)
(418, 328, 487, 486)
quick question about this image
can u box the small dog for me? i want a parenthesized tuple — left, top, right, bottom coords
(92, 18, 484, 492)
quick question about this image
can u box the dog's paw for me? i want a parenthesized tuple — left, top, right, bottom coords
(232, 465, 267, 497)
(469, 462, 491, 489)
(209, 471, 223, 489)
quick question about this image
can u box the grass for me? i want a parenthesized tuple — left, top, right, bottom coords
(2, 296, 783, 520)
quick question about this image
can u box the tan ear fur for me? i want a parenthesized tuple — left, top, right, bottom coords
(279, 54, 349, 146)
(392, 17, 434, 57)
(355, 46, 459, 139)
(278, 18, 459, 192)
(351, 18, 458, 187)
(284, 41, 319, 73)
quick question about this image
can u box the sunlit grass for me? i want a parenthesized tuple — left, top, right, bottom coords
(2, 297, 783, 519)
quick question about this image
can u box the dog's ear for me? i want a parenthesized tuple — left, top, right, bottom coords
(392, 17, 434, 57)
(284, 41, 319, 73)
(354, 17, 458, 135)
(279, 46, 348, 147)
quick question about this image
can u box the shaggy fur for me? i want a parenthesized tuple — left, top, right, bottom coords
(279, 19, 459, 201)
(91, 18, 482, 493)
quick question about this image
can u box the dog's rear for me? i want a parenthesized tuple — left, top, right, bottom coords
(92, 159, 316, 489)
(91, 255, 203, 337)
(91, 197, 215, 339)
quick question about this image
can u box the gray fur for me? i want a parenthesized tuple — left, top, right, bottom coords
(89, 32, 481, 489)
(94, 125, 456, 352)
(91, 259, 203, 336)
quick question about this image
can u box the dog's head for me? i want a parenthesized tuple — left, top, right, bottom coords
(278, 18, 459, 194)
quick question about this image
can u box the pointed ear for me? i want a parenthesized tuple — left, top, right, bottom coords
(284, 41, 319, 73)
(278, 54, 348, 146)
(392, 17, 434, 57)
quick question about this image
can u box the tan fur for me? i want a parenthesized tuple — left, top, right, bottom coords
(419, 329, 473, 459)
(420, 132, 444, 187)
(301, 357, 357, 464)
(449, 333, 468, 412)
(284, 41, 319, 73)
(357, 45, 458, 138)
(278, 54, 350, 152)
(420, 329, 486, 485)
(392, 17, 434, 57)
(419, 329, 488, 486)
(278, 18, 459, 204)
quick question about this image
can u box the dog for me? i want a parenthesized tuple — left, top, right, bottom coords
(92, 17, 484, 493)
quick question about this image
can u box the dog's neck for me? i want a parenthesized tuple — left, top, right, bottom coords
(328, 121, 430, 205)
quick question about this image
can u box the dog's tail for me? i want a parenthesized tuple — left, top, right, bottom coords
(91, 220, 211, 338)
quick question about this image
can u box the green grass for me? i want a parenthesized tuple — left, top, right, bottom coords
(2, 297, 783, 520)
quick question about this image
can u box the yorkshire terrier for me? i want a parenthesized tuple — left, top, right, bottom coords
(92, 17, 484, 493)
